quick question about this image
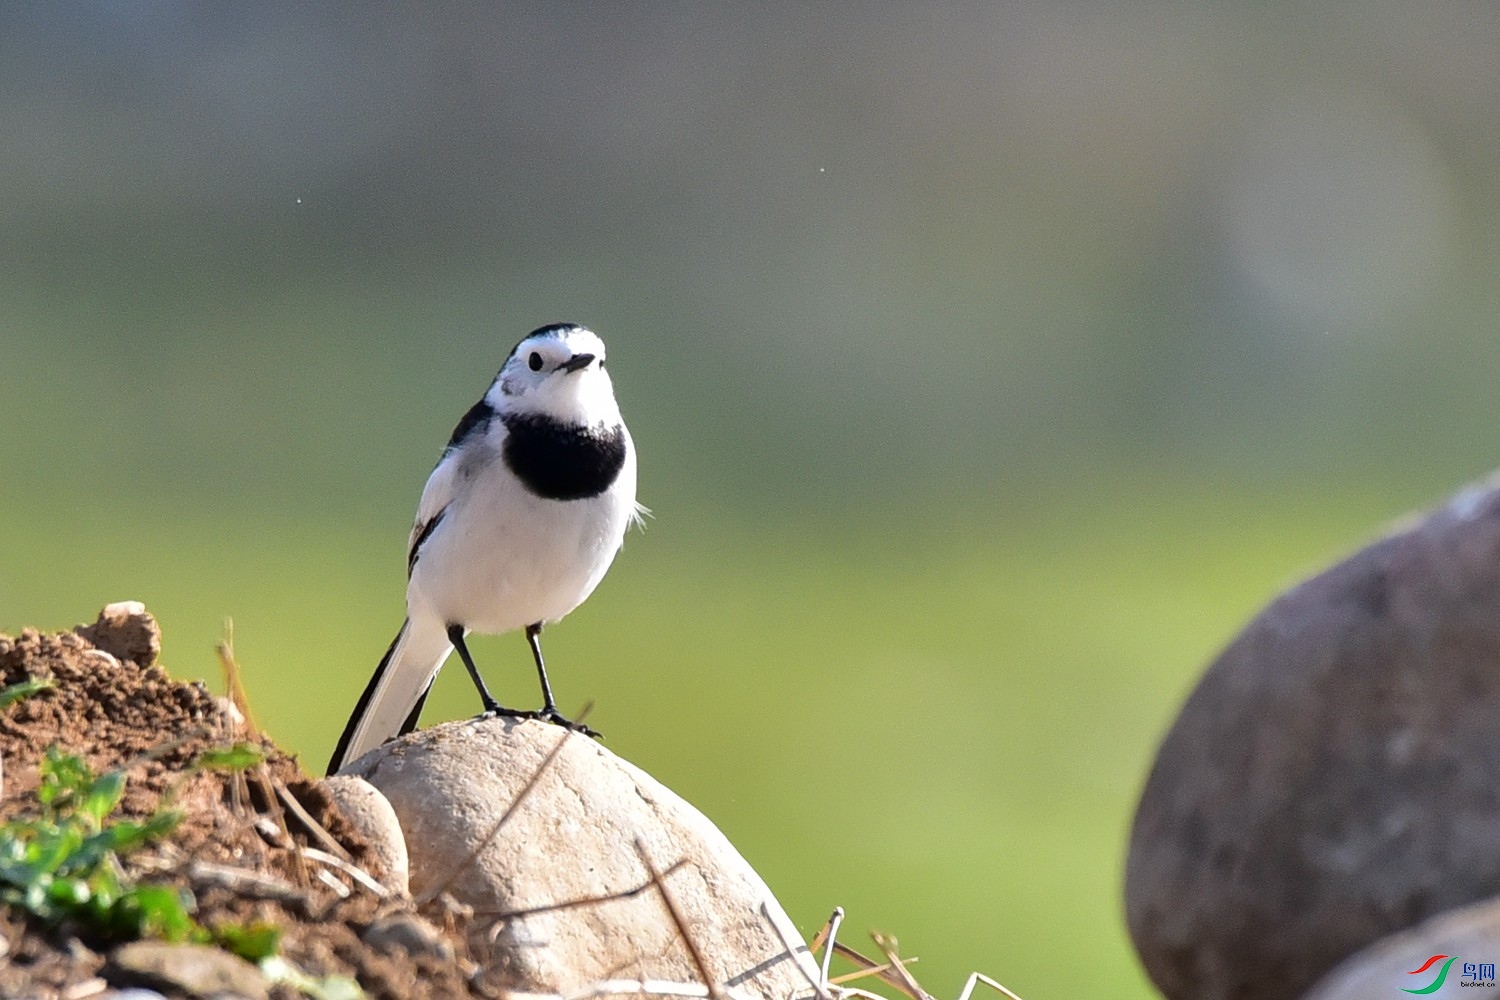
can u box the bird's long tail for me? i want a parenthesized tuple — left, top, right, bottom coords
(326, 617, 452, 774)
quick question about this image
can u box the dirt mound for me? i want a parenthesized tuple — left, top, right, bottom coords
(0, 604, 496, 999)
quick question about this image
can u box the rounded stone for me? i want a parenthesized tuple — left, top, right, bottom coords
(1302, 895, 1500, 999)
(74, 601, 160, 668)
(320, 773, 410, 896)
(345, 717, 819, 999)
(1126, 474, 1500, 1000)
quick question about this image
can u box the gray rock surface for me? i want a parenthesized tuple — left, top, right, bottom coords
(342, 717, 818, 1000)
(361, 911, 455, 963)
(108, 940, 268, 999)
(1302, 895, 1500, 999)
(75, 601, 160, 667)
(1126, 473, 1500, 1000)
(321, 773, 410, 895)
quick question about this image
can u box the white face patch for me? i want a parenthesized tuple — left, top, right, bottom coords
(485, 326, 619, 426)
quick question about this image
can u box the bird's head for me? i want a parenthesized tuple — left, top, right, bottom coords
(489, 324, 620, 424)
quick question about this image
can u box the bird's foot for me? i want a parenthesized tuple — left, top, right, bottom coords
(531, 706, 602, 739)
(474, 702, 601, 739)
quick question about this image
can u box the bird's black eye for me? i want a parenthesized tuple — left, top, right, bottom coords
(528, 352, 543, 371)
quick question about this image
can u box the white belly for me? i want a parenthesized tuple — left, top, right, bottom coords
(405, 447, 636, 635)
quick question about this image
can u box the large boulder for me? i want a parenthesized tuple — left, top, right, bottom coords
(338, 717, 818, 999)
(1126, 474, 1500, 1000)
(1302, 895, 1500, 999)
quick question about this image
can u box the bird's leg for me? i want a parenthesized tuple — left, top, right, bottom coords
(525, 622, 600, 738)
(447, 623, 509, 717)
(525, 623, 559, 714)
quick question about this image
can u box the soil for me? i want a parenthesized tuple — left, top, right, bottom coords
(0, 605, 503, 1000)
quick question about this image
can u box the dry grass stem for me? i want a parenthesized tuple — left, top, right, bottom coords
(756, 900, 827, 1000)
(299, 845, 391, 899)
(826, 941, 920, 996)
(251, 766, 310, 889)
(804, 910, 1024, 1000)
(480, 858, 689, 922)
(869, 933, 930, 1000)
(274, 779, 353, 861)
(954, 974, 1024, 1000)
(184, 860, 305, 903)
(562, 979, 756, 1000)
(633, 837, 725, 1000)
(315, 867, 350, 898)
(215, 619, 259, 739)
(828, 962, 920, 987)
(818, 907, 843, 987)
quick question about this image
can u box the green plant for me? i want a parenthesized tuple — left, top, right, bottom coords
(0, 746, 279, 962)
(0, 678, 54, 710)
(0, 746, 188, 941)
(192, 741, 267, 772)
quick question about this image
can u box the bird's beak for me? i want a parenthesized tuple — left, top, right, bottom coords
(561, 353, 596, 373)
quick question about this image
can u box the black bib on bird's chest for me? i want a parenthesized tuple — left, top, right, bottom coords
(501, 413, 626, 501)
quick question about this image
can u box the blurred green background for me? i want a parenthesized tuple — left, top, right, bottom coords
(4, 5, 1500, 997)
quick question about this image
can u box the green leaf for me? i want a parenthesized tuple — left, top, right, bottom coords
(193, 743, 266, 772)
(87, 869, 122, 911)
(99, 809, 183, 856)
(122, 884, 200, 941)
(27, 826, 84, 875)
(47, 876, 90, 908)
(0, 852, 42, 889)
(0, 677, 53, 710)
(68, 829, 130, 875)
(38, 749, 93, 806)
(261, 955, 367, 1000)
(216, 920, 282, 962)
(79, 771, 126, 826)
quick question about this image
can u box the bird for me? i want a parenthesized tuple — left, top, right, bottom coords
(327, 323, 640, 774)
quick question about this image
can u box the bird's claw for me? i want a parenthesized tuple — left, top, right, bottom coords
(534, 707, 601, 739)
(474, 704, 600, 739)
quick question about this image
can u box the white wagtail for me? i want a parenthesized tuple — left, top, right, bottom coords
(327, 323, 640, 774)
